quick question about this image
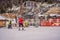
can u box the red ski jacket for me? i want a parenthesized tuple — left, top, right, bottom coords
(18, 17, 23, 24)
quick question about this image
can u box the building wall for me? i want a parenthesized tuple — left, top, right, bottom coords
(0, 20, 6, 27)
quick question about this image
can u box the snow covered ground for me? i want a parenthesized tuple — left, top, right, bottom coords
(0, 26, 60, 40)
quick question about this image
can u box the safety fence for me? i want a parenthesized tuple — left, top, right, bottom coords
(40, 18, 60, 26)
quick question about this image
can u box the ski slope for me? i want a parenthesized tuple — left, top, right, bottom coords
(0, 26, 60, 40)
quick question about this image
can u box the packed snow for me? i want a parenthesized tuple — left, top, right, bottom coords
(0, 26, 60, 40)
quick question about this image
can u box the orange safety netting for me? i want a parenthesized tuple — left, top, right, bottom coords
(40, 18, 60, 26)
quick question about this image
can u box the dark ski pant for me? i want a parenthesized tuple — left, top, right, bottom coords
(19, 23, 24, 30)
(8, 24, 12, 29)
